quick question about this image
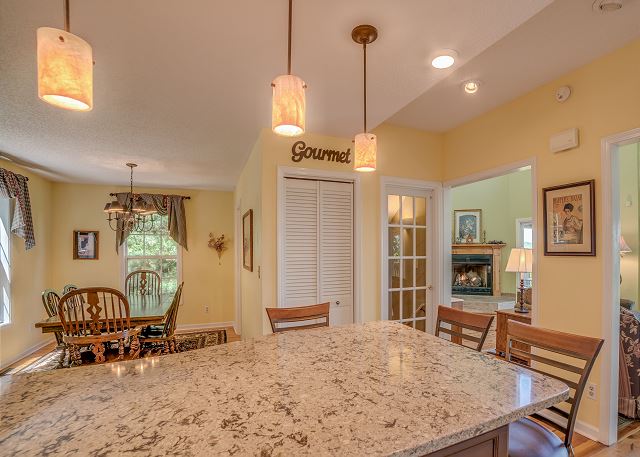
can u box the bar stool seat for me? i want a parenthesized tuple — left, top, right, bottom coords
(509, 418, 568, 457)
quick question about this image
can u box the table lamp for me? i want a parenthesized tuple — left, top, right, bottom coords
(505, 248, 533, 313)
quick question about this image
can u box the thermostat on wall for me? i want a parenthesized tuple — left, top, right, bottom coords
(550, 128, 579, 153)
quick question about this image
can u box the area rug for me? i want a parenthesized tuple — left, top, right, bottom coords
(2, 329, 227, 376)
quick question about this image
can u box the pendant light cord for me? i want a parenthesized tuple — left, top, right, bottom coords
(363, 42, 367, 133)
(63, 0, 70, 32)
(287, 0, 293, 75)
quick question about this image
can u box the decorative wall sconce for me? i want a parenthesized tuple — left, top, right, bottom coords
(208, 233, 228, 265)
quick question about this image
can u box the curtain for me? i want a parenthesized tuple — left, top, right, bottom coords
(0, 168, 35, 250)
(114, 193, 188, 251)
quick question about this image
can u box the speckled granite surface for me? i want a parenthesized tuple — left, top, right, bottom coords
(0, 321, 568, 456)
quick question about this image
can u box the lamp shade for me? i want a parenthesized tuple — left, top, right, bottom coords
(620, 235, 632, 255)
(354, 132, 376, 172)
(271, 74, 306, 136)
(37, 27, 93, 111)
(505, 248, 533, 273)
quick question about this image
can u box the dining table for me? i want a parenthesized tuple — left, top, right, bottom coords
(1, 321, 569, 456)
(34, 293, 174, 334)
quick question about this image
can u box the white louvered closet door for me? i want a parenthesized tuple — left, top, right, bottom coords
(282, 178, 354, 326)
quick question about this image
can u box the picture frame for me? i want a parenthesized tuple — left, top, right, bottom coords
(543, 180, 595, 256)
(73, 230, 99, 260)
(453, 209, 482, 244)
(242, 209, 253, 272)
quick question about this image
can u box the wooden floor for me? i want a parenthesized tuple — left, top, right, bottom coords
(4, 327, 640, 455)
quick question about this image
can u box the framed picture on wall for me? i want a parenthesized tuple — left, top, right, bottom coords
(543, 180, 595, 256)
(242, 210, 253, 272)
(453, 209, 482, 243)
(73, 230, 99, 260)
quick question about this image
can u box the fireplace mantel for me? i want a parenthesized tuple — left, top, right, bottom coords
(452, 244, 506, 296)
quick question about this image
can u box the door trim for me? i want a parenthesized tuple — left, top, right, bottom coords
(600, 127, 640, 445)
(277, 166, 362, 324)
(380, 176, 443, 333)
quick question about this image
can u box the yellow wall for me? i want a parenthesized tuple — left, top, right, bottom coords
(50, 183, 236, 326)
(444, 38, 640, 433)
(619, 143, 639, 307)
(0, 160, 52, 369)
(237, 123, 444, 337)
(452, 169, 532, 294)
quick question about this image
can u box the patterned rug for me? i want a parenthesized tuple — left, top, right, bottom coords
(2, 329, 227, 376)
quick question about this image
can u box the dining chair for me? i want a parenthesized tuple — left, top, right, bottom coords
(62, 284, 78, 294)
(434, 305, 494, 351)
(58, 287, 142, 365)
(266, 303, 330, 333)
(125, 270, 161, 296)
(41, 289, 64, 346)
(506, 320, 604, 457)
(140, 283, 183, 354)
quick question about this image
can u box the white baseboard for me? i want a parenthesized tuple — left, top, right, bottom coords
(0, 339, 51, 371)
(537, 409, 600, 442)
(176, 321, 236, 332)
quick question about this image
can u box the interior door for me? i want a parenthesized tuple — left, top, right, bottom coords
(383, 188, 433, 332)
(281, 178, 354, 326)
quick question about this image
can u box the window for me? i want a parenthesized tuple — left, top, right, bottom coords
(516, 218, 533, 288)
(0, 198, 11, 325)
(124, 215, 180, 295)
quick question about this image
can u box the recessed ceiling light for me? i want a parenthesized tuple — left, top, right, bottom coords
(463, 80, 480, 94)
(431, 50, 458, 69)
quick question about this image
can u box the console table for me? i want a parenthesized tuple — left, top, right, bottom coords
(495, 309, 532, 358)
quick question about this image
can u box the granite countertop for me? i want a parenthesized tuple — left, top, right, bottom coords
(0, 321, 568, 456)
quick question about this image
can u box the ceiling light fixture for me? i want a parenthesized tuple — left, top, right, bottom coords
(37, 0, 93, 111)
(463, 80, 480, 94)
(352, 24, 378, 173)
(431, 50, 457, 69)
(271, 0, 306, 137)
(104, 164, 158, 232)
(592, 0, 623, 12)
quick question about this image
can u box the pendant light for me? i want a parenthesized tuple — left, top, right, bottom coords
(271, 0, 306, 136)
(352, 25, 378, 172)
(37, 0, 93, 111)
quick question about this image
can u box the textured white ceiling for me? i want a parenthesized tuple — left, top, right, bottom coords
(389, 0, 640, 131)
(0, 0, 551, 189)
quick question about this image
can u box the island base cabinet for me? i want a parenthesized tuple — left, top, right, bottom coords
(425, 425, 508, 456)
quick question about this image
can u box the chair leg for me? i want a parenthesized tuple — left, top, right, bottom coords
(57, 344, 67, 368)
(118, 339, 125, 361)
(169, 338, 176, 353)
(69, 344, 82, 366)
(91, 343, 106, 364)
(129, 334, 141, 359)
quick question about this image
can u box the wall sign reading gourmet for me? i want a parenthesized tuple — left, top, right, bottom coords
(291, 141, 352, 165)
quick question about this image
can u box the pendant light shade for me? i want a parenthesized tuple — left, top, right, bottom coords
(37, 1, 93, 111)
(272, 0, 306, 137)
(354, 133, 377, 172)
(272, 74, 306, 136)
(352, 25, 378, 173)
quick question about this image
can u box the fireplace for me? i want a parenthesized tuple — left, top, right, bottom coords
(452, 254, 493, 296)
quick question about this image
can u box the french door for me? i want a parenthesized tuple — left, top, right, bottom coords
(383, 187, 433, 332)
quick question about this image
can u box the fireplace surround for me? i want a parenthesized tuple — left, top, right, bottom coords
(451, 243, 506, 296)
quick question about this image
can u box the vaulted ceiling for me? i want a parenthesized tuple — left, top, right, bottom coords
(0, 0, 638, 189)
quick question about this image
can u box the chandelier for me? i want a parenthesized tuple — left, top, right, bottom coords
(103, 163, 158, 232)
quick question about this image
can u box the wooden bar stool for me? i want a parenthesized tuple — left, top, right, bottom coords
(435, 305, 494, 351)
(506, 320, 604, 457)
(266, 303, 330, 333)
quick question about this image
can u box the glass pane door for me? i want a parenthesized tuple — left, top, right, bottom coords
(384, 188, 432, 331)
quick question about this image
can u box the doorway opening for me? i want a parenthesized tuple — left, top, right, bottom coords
(443, 161, 536, 353)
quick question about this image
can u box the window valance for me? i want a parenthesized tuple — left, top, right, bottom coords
(114, 193, 188, 251)
(0, 168, 35, 250)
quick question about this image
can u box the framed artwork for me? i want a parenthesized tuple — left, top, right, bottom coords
(73, 230, 99, 260)
(543, 180, 595, 256)
(242, 209, 253, 272)
(454, 209, 482, 243)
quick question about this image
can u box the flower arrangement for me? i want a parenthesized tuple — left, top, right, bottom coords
(208, 233, 227, 265)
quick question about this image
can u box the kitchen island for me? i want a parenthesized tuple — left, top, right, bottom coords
(0, 321, 568, 456)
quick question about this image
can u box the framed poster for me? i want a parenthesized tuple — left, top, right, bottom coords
(73, 230, 99, 260)
(454, 209, 482, 243)
(242, 209, 253, 272)
(543, 180, 595, 256)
